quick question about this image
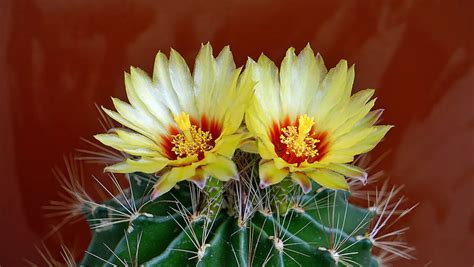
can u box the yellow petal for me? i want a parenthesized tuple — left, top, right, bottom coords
(331, 127, 377, 151)
(326, 163, 368, 184)
(239, 139, 258, 153)
(279, 45, 321, 121)
(350, 88, 375, 106)
(94, 133, 125, 147)
(334, 125, 393, 156)
(341, 64, 355, 104)
(319, 151, 354, 164)
(354, 109, 384, 130)
(94, 133, 161, 157)
(326, 90, 376, 137)
(259, 159, 289, 188)
(151, 171, 177, 200)
(152, 52, 181, 114)
(309, 59, 348, 122)
(213, 134, 242, 158)
(113, 129, 159, 150)
(245, 107, 272, 144)
(150, 157, 212, 198)
(189, 168, 209, 189)
(169, 48, 198, 117)
(279, 47, 298, 119)
(130, 67, 174, 126)
(211, 46, 243, 129)
(124, 72, 145, 111)
(101, 107, 156, 141)
(257, 138, 277, 160)
(221, 64, 253, 135)
(122, 148, 160, 157)
(291, 172, 312, 193)
(111, 97, 165, 135)
(273, 157, 290, 170)
(150, 163, 199, 200)
(193, 43, 217, 117)
(166, 164, 197, 182)
(306, 169, 349, 191)
(250, 55, 281, 123)
(104, 158, 168, 173)
(203, 156, 238, 182)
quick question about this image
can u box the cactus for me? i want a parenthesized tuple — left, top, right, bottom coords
(40, 44, 416, 266)
(65, 151, 411, 267)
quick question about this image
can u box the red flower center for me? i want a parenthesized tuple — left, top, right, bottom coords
(269, 115, 329, 165)
(160, 113, 222, 161)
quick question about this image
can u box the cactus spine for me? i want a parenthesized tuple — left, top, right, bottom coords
(68, 151, 413, 267)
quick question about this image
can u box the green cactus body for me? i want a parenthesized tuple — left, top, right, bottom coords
(80, 168, 378, 267)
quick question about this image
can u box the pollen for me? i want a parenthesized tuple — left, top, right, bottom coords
(280, 114, 320, 158)
(171, 112, 213, 158)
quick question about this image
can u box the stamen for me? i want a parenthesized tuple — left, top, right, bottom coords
(280, 114, 320, 159)
(171, 112, 213, 158)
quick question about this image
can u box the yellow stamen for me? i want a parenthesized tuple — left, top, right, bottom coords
(280, 114, 320, 158)
(172, 112, 213, 158)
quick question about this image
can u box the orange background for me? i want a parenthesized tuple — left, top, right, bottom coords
(0, 0, 473, 266)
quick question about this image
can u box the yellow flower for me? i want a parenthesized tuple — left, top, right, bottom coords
(245, 45, 392, 193)
(95, 43, 254, 199)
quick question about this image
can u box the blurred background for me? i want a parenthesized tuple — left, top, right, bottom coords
(0, 0, 472, 266)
